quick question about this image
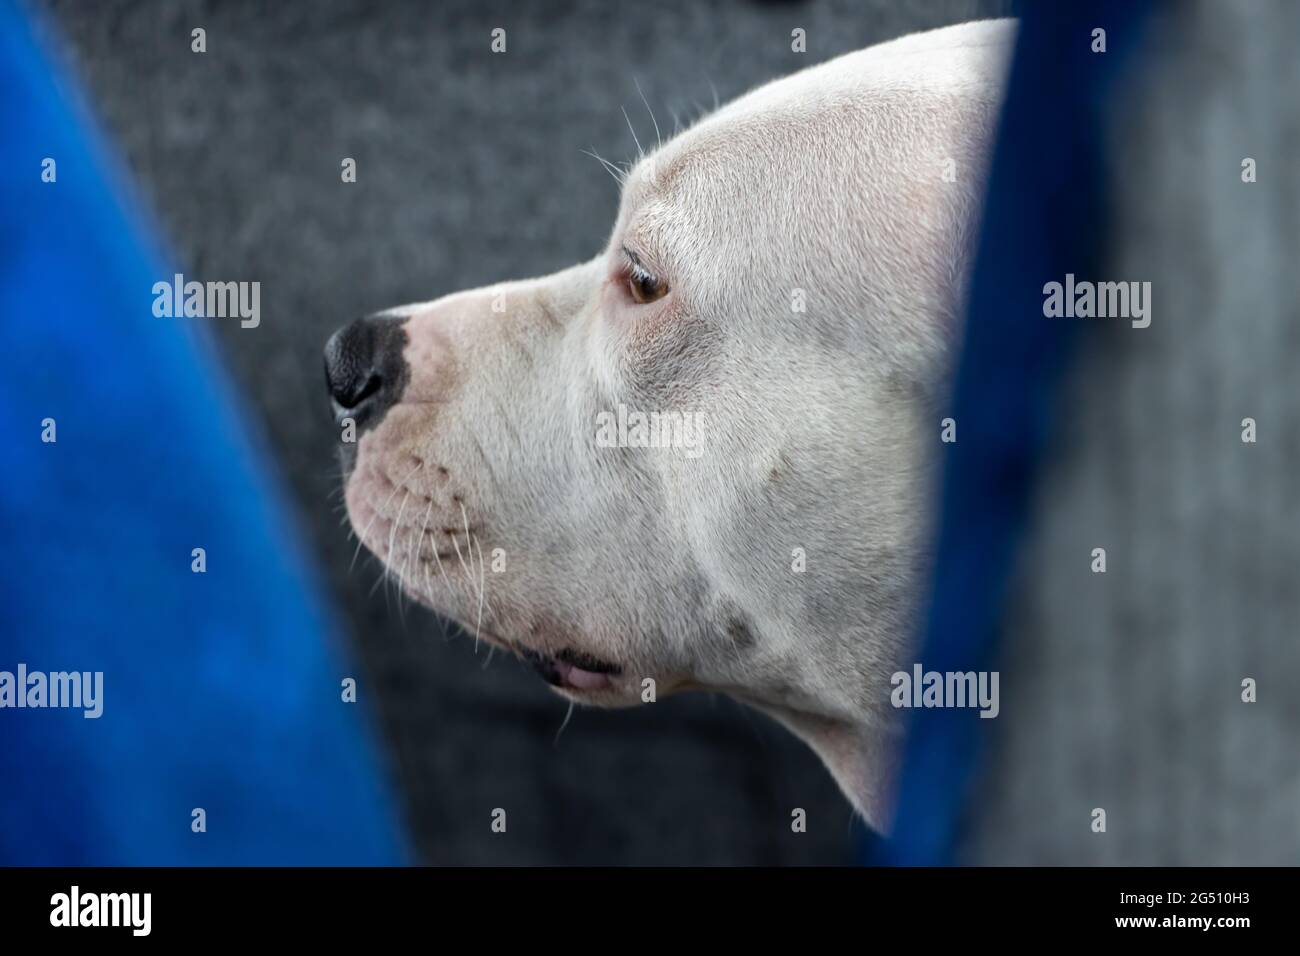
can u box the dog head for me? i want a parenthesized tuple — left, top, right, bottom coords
(325, 20, 1011, 826)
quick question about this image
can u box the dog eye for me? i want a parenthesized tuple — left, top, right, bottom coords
(620, 245, 669, 305)
(627, 269, 669, 305)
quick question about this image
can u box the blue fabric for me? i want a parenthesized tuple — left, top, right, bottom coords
(0, 1, 403, 864)
(874, 2, 1155, 865)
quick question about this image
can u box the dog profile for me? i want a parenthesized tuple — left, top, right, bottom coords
(325, 20, 1013, 828)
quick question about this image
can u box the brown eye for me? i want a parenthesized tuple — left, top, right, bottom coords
(627, 269, 669, 305)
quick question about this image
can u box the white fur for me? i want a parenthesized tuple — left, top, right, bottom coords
(343, 20, 1014, 828)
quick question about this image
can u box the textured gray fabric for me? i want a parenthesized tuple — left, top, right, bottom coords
(37, 0, 1011, 864)
(962, 0, 1300, 864)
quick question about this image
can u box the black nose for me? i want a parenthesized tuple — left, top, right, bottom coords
(323, 314, 408, 429)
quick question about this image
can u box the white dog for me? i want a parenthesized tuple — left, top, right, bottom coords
(325, 20, 1013, 828)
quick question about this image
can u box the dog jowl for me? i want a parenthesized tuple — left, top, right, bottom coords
(323, 21, 1012, 827)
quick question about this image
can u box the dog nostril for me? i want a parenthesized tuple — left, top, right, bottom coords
(338, 372, 382, 410)
(323, 314, 408, 425)
(324, 318, 379, 410)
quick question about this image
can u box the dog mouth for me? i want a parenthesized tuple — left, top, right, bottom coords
(520, 647, 623, 693)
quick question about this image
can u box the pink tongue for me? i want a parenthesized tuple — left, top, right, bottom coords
(562, 663, 611, 691)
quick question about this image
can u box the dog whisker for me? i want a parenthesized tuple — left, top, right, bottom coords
(581, 147, 627, 187)
(472, 531, 487, 653)
(620, 104, 644, 159)
(396, 509, 423, 622)
(350, 461, 423, 572)
(668, 103, 683, 136)
(429, 509, 457, 599)
(634, 77, 661, 150)
(468, 434, 502, 496)
(553, 699, 576, 745)
(387, 488, 413, 619)
(450, 534, 474, 646)
(451, 500, 488, 651)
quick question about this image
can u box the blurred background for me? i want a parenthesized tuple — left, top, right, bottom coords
(955, 0, 1300, 864)
(26, 0, 1009, 865)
